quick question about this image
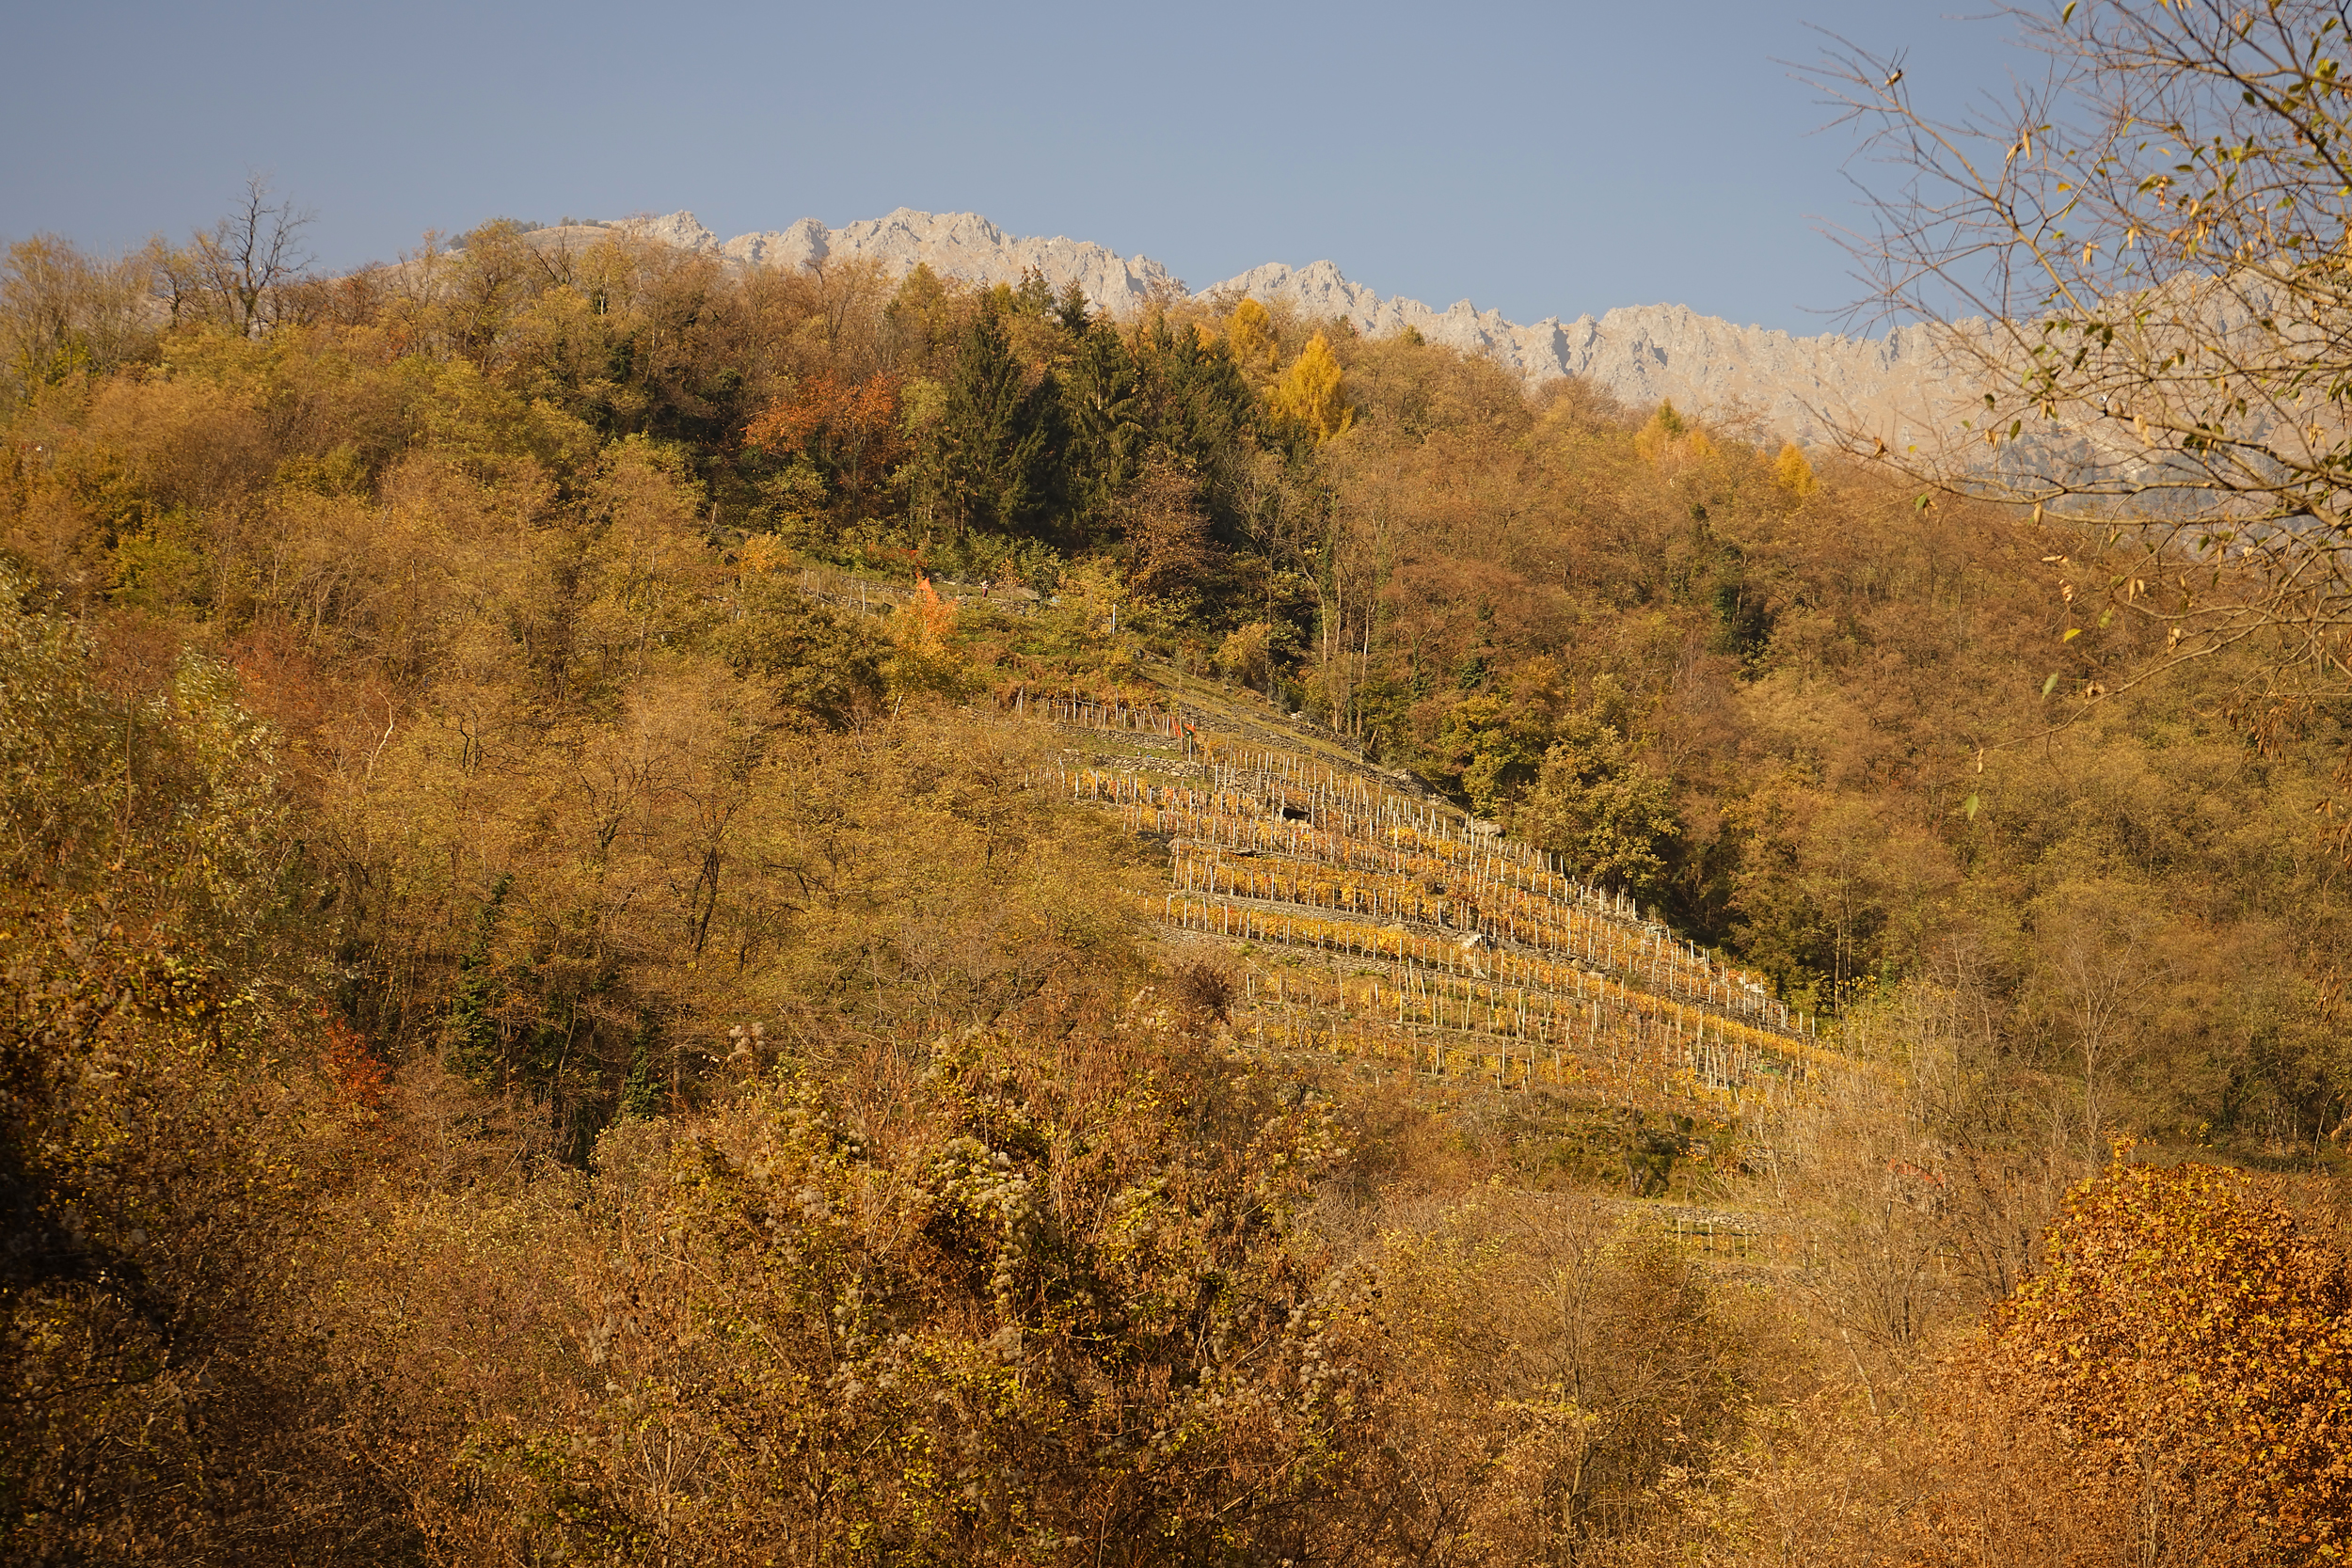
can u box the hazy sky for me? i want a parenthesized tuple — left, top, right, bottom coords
(3, 1, 2026, 336)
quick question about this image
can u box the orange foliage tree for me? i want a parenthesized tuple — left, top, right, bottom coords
(1984, 1156, 2352, 1564)
(745, 371, 905, 512)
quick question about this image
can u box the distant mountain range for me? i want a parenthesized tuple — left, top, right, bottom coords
(566, 209, 1965, 445)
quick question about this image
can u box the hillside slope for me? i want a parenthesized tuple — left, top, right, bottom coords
(1019, 663, 1828, 1123)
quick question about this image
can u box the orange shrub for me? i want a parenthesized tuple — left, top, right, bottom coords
(1984, 1156, 2352, 1564)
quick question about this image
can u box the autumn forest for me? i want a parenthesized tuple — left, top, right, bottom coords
(6, 109, 2352, 1568)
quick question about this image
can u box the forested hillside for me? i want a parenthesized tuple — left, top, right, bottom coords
(4, 196, 2349, 1563)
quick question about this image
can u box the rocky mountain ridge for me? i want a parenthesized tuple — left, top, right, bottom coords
(1201, 259, 1958, 444)
(579, 208, 1963, 443)
(606, 209, 1185, 318)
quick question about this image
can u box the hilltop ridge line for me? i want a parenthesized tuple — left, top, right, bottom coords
(568, 207, 1958, 442)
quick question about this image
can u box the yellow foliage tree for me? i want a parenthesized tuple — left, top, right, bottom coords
(1634, 401, 1685, 464)
(1772, 441, 1819, 497)
(1227, 296, 1278, 375)
(1269, 330, 1352, 441)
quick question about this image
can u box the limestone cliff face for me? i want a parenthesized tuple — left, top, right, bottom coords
(586, 208, 1962, 442)
(608, 208, 1184, 314)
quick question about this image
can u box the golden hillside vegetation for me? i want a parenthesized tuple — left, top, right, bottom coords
(3, 206, 2349, 1563)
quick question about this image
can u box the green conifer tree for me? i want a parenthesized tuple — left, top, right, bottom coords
(1134, 312, 1255, 468)
(1059, 319, 1143, 535)
(933, 304, 1055, 536)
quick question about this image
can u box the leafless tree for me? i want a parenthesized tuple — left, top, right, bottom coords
(158, 173, 315, 337)
(1809, 2, 2352, 719)
(2029, 882, 2169, 1148)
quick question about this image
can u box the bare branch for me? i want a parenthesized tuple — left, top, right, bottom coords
(183, 173, 316, 338)
(1809, 2, 2352, 722)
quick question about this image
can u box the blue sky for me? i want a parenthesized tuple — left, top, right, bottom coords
(3, 1, 2024, 336)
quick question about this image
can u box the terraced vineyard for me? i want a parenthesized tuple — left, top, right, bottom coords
(1006, 678, 1837, 1123)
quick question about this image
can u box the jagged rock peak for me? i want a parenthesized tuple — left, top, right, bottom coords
(610, 211, 723, 253)
(603, 208, 1186, 314)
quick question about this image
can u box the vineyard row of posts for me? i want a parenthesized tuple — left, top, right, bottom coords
(995, 685, 1841, 1120)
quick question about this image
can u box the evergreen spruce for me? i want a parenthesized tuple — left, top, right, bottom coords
(446, 873, 512, 1081)
(933, 303, 1054, 536)
(1059, 318, 1143, 536)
